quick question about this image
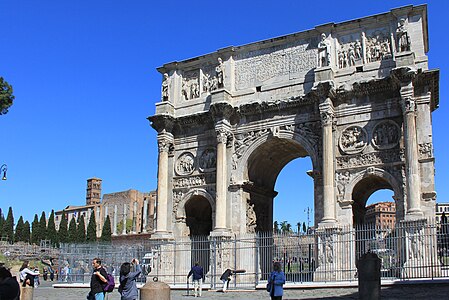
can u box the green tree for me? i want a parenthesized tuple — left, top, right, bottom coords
(76, 215, 86, 243)
(302, 222, 307, 234)
(116, 219, 133, 234)
(47, 210, 58, 246)
(15, 216, 25, 242)
(0, 77, 15, 115)
(68, 217, 77, 243)
(280, 221, 291, 234)
(100, 215, 112, 242)
(23, 221, 31, 243)
(38, 211, 47, 242)
(4, 207, 14, 243)
(0, 208, 4, 239)
(58, 211, 68, 244)
(273, 221, 279, 234)
(31, 214, 39, 244)
(86, 212, 97, 242)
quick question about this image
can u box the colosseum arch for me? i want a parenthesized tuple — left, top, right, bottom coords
(149, 5, 439, 280)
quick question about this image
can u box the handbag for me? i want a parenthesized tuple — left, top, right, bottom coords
(266, 274, 274, 292)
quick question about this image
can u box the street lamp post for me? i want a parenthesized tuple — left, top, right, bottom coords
(1, 164, 7, 180)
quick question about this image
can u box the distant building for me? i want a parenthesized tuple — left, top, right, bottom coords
(436, 203, 449, 224)
(364, 202, 396, 230)
(55, 178, 156, 240)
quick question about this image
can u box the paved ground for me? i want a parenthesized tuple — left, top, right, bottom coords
(30, 280, 449, 299)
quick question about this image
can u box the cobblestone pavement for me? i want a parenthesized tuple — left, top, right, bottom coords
(32, 281, 449, 299)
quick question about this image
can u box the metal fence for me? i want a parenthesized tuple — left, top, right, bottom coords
(57, 220, 449, 288)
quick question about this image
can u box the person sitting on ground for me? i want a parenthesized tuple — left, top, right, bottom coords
(119, 258, 142, 300)
(19, 261, 39, 287)
(0, 266, 20, 300)
(220, 268, 232, 292)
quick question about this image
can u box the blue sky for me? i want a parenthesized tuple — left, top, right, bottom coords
(0, 1, 447, 228)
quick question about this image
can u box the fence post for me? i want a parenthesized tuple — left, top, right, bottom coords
(255, 233, 259, 288)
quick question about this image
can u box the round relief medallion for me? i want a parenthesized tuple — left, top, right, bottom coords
(175, 152, 195, 175)
(198, 148, 216, 172)
(339, 125, 368, 154)
(371, 120, 400, 150)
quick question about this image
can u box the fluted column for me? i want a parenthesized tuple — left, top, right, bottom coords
(142, 198, 148, 233)
(113, 204, 117, 235)
(319, 97, 336, 225)
(154, 133, 173, 235)
(400, 81, 423, 218)
(122, 204, 127, 235)
(214, 123, 231, 232)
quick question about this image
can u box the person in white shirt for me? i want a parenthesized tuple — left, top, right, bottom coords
(19, 261, 39, 287)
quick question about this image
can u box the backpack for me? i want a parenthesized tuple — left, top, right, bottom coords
(103, 273, 115, 293)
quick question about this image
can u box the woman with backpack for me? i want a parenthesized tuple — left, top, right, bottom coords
(119, 258, 141, 300)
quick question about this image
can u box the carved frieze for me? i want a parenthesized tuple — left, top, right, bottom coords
(181, 70, 200, 101)
(337, 33, 362, 69)
(198, 148, 217, 172)
(175, 152, 195, 176)
(337, 149, 402, 169)
(173, 175, 206, 188)
(339, 126, 367, 154)
(364, 28, 392, 63)
(234, 39, 317, 90)
(372, 120, 400, 150)
(418, 142, 433, 159)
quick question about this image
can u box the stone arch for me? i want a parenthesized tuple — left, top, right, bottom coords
(234, 128, 319, 184)
(234, 129, 317, 232)
(346, 167, 403, 226)
(176, 188, 216, 223)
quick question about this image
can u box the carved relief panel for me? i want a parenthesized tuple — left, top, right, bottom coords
(181, 70, 200, 101)
(175, 152, 195, 176)
(198, 148, 217, 172)
(336, 33, 363, 69)
(364, 28, 392, 63)
(339, 126, 368, 154)
(372, 120, 400, 150)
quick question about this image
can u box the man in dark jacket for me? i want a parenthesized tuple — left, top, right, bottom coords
(0, 266, 20, 300)
(89, 258, 108, 300)
(187, 262, 204, 297)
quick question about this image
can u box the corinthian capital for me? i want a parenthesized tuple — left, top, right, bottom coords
(216, 128, 232, 144)
(319, 98, 335, 126)
(400, 96, 416, 114)
(157, 132, 174, 153)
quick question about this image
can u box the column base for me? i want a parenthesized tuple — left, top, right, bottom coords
(318, 219, 337, 228)
(404, 210, 424, 221)
(210, 229, 232, 238)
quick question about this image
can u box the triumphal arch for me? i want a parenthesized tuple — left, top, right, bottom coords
(149, 5, 439, 281)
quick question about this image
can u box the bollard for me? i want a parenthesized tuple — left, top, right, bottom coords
(140, 277, 170, 300)
(357, 251, 381, 300)
(21, 286, 34, 300)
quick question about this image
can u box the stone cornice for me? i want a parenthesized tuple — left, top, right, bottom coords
(414, 69, 439, 111)
(148, 114, 175, 133)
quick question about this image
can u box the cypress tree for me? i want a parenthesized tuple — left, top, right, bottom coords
(47, 210, 58, 246)
(31, 214, 39, 244)
(4, 207, 14, 243)
(68, 217, 77, 243)
(58, 211, 68, 244)
(86, 212, 97, 242)
(76, 215, 86, 243)
(24, 221, 31, 244)
(15, 216, 25, 242)
(38, 211, 47, 243)
(100, 215, 112, 242)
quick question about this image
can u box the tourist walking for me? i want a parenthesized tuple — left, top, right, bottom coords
(19, 261, 39, 287)
(220, 268, 232, 292)
(187, 262, 204, 297)
(0, 266, 20, 300)
(88, 258, 108, 300)
(267, 262, 286, 300)
(118, 258, 142, 300)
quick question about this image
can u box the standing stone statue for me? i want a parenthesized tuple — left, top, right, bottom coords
(318, 33, 331, 67)
(216, 57, 224, 88)
(162, 73, 169, 101)
(396, 18, 410, 52)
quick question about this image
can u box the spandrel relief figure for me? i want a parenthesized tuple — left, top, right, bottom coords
(336, 171, 351, 201)
(318, 33, 331, 67)
(161, 73, 169, 101)
(246, 202, 257, 233)
(396, 18, 411, 52)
